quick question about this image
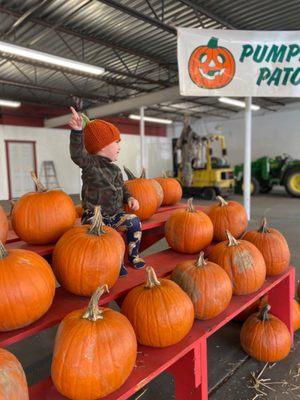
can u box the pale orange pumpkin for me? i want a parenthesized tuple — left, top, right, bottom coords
(0, 348, 29, 399)
(123, 167, 158, 221)
(209, 231, 266, 295)
(53, 207, 125, 296)
(154, 172, 182, 206)
(0, 205, 9, 244)
(122, 267, 194, 347)
(244, 217, 290, 276)
(0, 241, 56, 331)
(12, 172, 76, 244)
(165, 198, 213, 254)
(207, 196, 248, 242)
(51, 285, 137, 400)
(171, 252, 232, 319)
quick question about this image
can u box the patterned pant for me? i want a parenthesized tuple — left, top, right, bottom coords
(82, 210, 142, 262)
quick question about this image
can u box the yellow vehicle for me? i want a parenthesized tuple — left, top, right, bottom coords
(174, 135, 235, 200)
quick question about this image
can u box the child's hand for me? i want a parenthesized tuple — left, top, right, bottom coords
(69, 106, 83, 130)
(128, 197, 139, 211)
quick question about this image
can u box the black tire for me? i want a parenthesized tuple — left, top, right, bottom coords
(260, 185, 273, 194)
(241, 177, 260, 196)
(202, 187, 216, 200)
(284, 167, 300, 197)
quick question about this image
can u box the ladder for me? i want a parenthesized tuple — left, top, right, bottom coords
(39, 161, 60, 189)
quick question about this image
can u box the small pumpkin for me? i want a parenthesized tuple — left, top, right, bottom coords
(0, 348, 29, 399)
(0, 205, 9, 244)
(0, 241, 56, 331)
(207, 196, 248, 242)
(240, 304, 291, 362)
(165, 198, 213, 254)
(121, 267, 194, 347)
(154, 172, 182, 206)
(209, 230, 266, 295)
(53, 206, 125, 297)
(171, 251, 232, 320)
(244, 217, 290, 276)
(140, 169, 164, 208)
(51, 285, 137, 400)
(12, 172, 76, 244)
(188, 36, 236, 89)
(123, 166, 158, 221)
(293, 299, 300, 331)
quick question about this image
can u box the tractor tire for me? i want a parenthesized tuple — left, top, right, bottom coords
(202, 187, 216, 200)
(260, 185, 273, 194)
(284, 167, 300, 197)
(242, 178, 260, 196)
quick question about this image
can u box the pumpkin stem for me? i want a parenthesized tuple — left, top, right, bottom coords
(81, 113, 90, 129)
(88, 206, 106, 236)
(31, 171, 47, 192)
(82, 284, 109, 321)
(140, 168, 146, 179)
(216, 196, 228, 207)
(258, 304, 271, 321)
(187, 197, 196, 213)
(258, 217, 270, 233)
(123, 166, 137, 180)
(0, 241, 8, 259)
(196, 251, 207, 268)
(207, 37, 219, 49)
(145, 266, 161, 289)
(226, 230, 239, 247)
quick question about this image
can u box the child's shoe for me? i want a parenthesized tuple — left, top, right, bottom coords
(129, 256, 145, 270)
(119, 264, 128, 277)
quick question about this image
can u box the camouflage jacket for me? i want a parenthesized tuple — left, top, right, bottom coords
(70, 129, 132, 216)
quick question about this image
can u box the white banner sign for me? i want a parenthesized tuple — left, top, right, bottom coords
(177, 28, 300, 97)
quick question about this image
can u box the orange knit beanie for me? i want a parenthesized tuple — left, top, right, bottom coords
(83, 116, 121, 154)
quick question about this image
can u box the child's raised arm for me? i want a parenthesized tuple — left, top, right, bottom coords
(69, 107, 93, 168)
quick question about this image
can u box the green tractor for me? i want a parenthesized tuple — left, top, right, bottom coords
(234, 155, 300, 197)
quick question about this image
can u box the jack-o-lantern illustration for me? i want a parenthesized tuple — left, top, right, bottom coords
(188, 37, 235, 89)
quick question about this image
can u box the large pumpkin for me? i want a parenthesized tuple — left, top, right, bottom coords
(123, 167, 158, 221)
(53, 207, 125, 296)
(0, 348, 29, 399)
(240, 304, 291, 362)
(188, 36, 235, 89)
(51, 285, 137, 400)
(171, 251, 232, 320)
(0, 205, 9, 244)
(165, 198, 213, 254)
(0, 241, 56, 331)
(121, 267, 194, 347)
(244, 217, 290, 276)
(12, 172, 76, 244)
(207, 196, 248, 242)
(154, 173, 182, 206)
(209, 231, 266, 295)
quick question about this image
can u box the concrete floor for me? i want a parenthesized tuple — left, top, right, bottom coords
(4, 188, 300, 399)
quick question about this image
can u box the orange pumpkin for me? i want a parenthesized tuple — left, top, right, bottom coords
(51, 285, 137, 400)
(298, 281, 300, 299)
(53, 207, 125, 296)
(0, 205, 9, 244)
(188, 36, 235, 89)
(121, 267, 194, 347)
(75, 203, 83, 218)
(171, 252, 232, 320)
(0, 348, 29, 399)
(209, 231, 266, 295)
(165, 198, 213, 254)
(154, 173, 182, 206)
(207, 196, 248, 242)
(240, 304, 291, 362)
(12, 172, 76, 244)
(141, 168, 164, 208)
(293, 299, 300, 331)
(123, 167, 158, 221)
(0, 241, 56, 331)
(244, 217, 290, 276)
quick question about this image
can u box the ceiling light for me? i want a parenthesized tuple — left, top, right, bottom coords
(219, 97, 260, 111)
(0, 99, 21, 107)
(0, 41, 105, 75)
(129, 114, 173, 124)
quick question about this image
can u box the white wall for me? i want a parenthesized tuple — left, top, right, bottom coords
(168, 105, 300, 166)
(0, 125, 172, 200)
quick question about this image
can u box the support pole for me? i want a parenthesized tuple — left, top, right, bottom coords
(140, 106, 145, 170)
(243, 97, 252, 220)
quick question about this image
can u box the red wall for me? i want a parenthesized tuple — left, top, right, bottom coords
(0, 104, 167, 136)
